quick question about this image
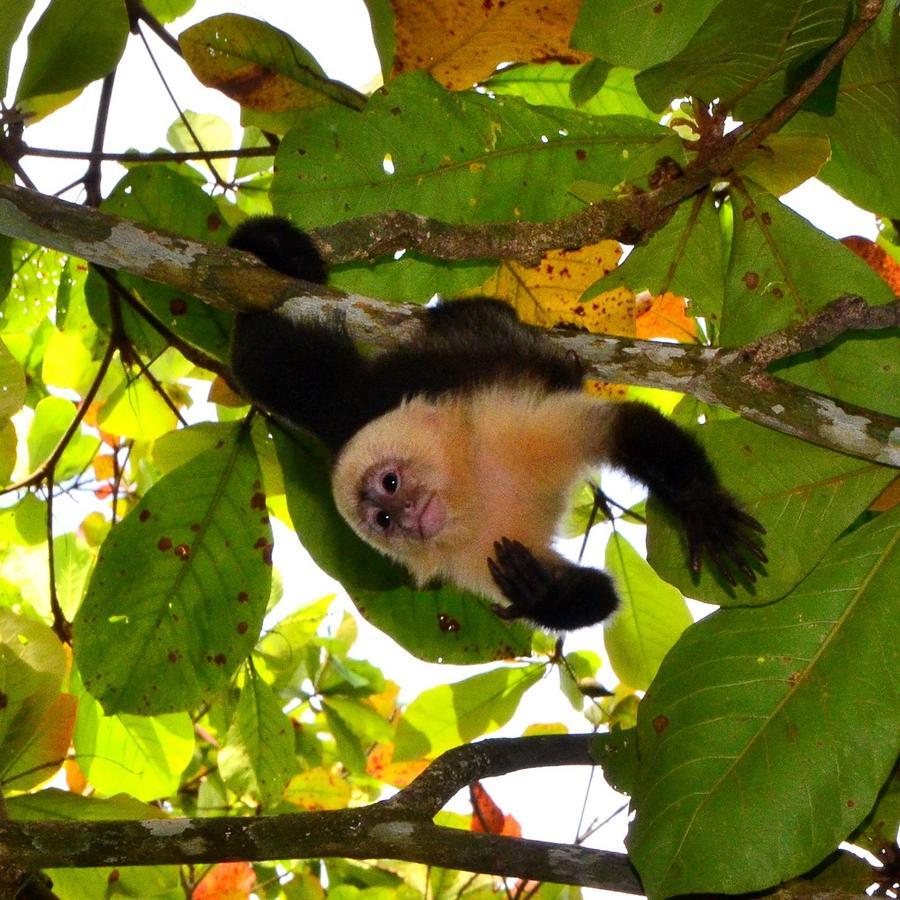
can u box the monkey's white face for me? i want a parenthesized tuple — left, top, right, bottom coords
(355, 457, 447, 544)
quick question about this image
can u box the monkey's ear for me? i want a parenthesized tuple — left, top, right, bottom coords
(228, 216, 328, 284)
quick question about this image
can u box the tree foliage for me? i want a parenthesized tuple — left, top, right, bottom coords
(0, 1, 898, 898)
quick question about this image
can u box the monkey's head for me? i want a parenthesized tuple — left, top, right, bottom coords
(332, 397, 472, 581)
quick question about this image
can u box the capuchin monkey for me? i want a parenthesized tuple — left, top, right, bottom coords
(229, 217, 766, 630)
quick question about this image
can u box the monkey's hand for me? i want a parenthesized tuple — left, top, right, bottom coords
(487, 538, 619, 630)
(677, 489, 767, 586)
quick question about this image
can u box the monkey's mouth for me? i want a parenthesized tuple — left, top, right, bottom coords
(416, 493, 445, 540)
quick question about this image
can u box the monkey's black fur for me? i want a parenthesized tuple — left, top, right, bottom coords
(229, 216, 766, 629)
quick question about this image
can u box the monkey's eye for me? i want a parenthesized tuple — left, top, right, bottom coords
(381, 472, 399, 494)
(375, 510, 392, 531)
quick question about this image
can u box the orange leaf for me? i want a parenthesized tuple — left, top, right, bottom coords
(193, 862, 255, 899)
(841, 236, 900, 297)
(469, 782, 522, 837)
(392, 0, 588, 90)
(870, 477, 900, 512)
(366, 743, 429, 788)
(64, 758, 88, 793)
(635, 291, 698, 342)
(93, 454, 116, 481)
(6, 693, 77, 791)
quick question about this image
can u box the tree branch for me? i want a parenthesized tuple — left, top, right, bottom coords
(0, 735, 642, 894)
(0, 183, 896, 466)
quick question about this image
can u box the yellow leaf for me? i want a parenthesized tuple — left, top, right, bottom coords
(392, 0, 588, 90)
(473, 241, 633, 334)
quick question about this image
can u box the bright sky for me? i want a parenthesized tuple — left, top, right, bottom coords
(5, 3, 879, 897)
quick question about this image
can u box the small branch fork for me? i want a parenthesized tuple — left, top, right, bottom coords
(0, 735, 642, 894)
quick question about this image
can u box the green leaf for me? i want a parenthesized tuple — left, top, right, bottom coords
(604, 534, 692, 691)
(487, 62, 658, 121)
(218, 673, 296, 806)
(0, 610, 67, 782)
(362, 0, 395, 80)
(0, 233, 11, 305)
(635, 0, 851, 117)
(0, 337, 26, 418)
(74, 425, 272, 714)
(27, 395, 100, 482)
(592, 728, 638, 796)
(143, 0, 194, 26)
(571, 0, 720, 70)
(180, 14, 363, 113)
(73, 689, 193, 802)
(736, 133, 832, 197)
(98, 374, 178, 441)
(53, 532, 94, 620)
(724, 183, 897, 415)
(0, 0, 32, 98)
(3, 243, 64, 333)
(321, 701, 367, 774)
(629, 507, 900, 897)
(0, 493, 46, 547)
(167, 111, 235, 182)
(0, 417, 16, 485)
(99, 166, 232, 362)
(394, 664, 544, 761)
(16, 0, 128, 108)
(586, 190, 725, 320)
(40, 329, 95, 395)
(7, 786, 168, 820)
(7, 691, 75, 790)
(272, 72, 683, 227)
(323, 696, 394, 745)
(647, 415, 895, 604)
(789, 6, 900, 217)
(353, 582, 533, 665)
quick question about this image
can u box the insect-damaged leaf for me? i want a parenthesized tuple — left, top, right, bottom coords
(74, 424, 272, 714)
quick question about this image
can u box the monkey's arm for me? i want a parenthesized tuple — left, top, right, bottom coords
(604, 402, 766, 584)
(487, 539, 619, 630)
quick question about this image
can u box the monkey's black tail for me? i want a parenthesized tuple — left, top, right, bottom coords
(229, 216, 378, 453)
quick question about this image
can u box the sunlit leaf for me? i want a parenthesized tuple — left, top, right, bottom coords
(0, 337, 26, 418)
(283, 767, 352, 811)
(0, 611, 67, 782)
(604, 534, 692, 691)
(73, 690, 193, 802)
(218, 672, 296, 806)
(27, 395, 100, 481)
(16, 0, 128, 114)
(74, 425, 271, 714)
(4, 692, 76, 791)
(394, 664, 544, 760)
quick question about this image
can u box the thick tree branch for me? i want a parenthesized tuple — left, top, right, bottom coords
(0, 183, 897, 466)
(0, 735, 642, 894)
